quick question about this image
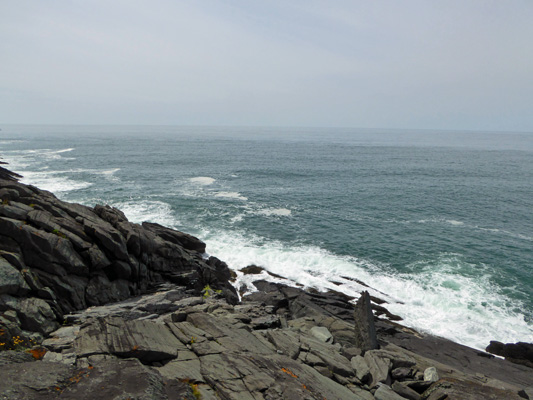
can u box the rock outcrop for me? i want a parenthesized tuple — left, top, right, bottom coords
(0, 174, 237, 348)
(486, 341, 533, 368)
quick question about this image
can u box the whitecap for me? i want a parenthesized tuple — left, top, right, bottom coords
(258, 208, 291, 217)
(53, 148, 75, 154)
(446, 220, 465, 226)
(112, 200, 175, 226)
(189, 176, 216, 185)
(20, 171, 92, 194)
(214, 192, 248, 201)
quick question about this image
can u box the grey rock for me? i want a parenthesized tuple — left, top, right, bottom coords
(158, 358, 204, 382)
(310, 325, 333, 343)
(142, 221, 206, 253)
(42, 325, 80, 351)
(351, 355, 371, 383)
(61, 357, 192, 400)
(0, 202, 32, 220)
(83, 244, 111, 270)
(365, 350, 392, 388)
(191, 339, 225, 355)
(266, 329, 301, 359)
(392, 381, 420, 400)
(0, 295, 59, 334)
(0, 256, 29, 295)
(520, 386, 533, 400)
(0, 350, 35, 366)
(299, 334, 354, 377)
(424, 377, 525, 400)
(391, 367, 413, 381)
(0, 361, 75, 399)
(423, 366, 439, 382)
(74, 317, 182, 363)
(250, 314, 281, 329)
(370, 349, 416, 369)
(375, 383, 408, 400)
(354, 291, 379, 353)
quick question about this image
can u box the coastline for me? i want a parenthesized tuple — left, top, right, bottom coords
(0, 164, 532, 399)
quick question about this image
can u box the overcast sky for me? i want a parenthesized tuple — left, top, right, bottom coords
(1, 1, 532, 131)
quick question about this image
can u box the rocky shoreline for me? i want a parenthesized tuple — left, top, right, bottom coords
(1, 165, 532, 399)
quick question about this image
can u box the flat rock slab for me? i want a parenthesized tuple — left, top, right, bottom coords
(74, 317, 183, 363)
(423, 377, 525, 400)
(0, 361, 75, 399)
(58, 358, 191, 400)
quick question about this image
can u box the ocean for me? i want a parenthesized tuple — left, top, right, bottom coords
(1, 125, 532, 351)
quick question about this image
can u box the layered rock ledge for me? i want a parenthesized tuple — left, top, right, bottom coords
(1, 168, 532, 399)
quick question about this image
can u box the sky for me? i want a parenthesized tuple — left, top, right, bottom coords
(1, 0, 533, 131)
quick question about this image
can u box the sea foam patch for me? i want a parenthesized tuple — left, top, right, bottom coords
(257, 208, 292, 217)
(214, 191, 248, 201)
(189, 176, 216, 185)
(113, 199, 175, 226)
(20, 171, 92, 194)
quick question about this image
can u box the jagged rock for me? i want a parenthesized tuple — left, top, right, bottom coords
(0, 202, 33, 219)
(391, 367, 413, 381)
(351, 355, 371, 383)
(375, 383, 409, 400)
(423, 366, 439, 382)
(266, 329, 301, 359)
(240, 264, 265, 274)
(365, 350, 392, 387)
(0, 256, 30, 295)
(486, 341, 533, 368)
(392, 381, 421, 400)
(142, 221, 206, 253)
(354, 291, 379, 353)
(0, 295, 59, 334)
(310, 326, 333, 343)
(299, 334, 354, 377)
(519, 386, 533, 400)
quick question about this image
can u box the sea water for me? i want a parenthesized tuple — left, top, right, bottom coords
(1, 125, 532, 350)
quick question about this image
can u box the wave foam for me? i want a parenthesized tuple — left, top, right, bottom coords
(189, 177, 216, 185)
(215, 192, 248, 201)
(112, 200, 175, 226)
(202, 229, 533, 350)
(257, 208, 292, 217)
(20, 171, 92, 194)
